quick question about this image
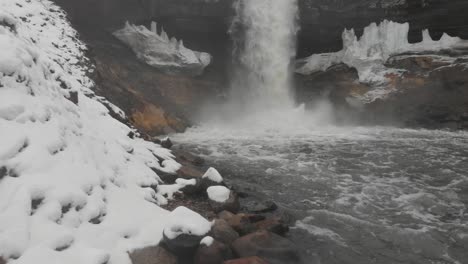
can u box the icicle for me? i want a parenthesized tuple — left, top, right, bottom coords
(161, 27, 169, 42)
(151, 21, 157, 34)
(422, 29, 433, 43)
(170, 37, 178, 48)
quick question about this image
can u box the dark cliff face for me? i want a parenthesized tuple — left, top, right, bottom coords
(56, 0, 468, 56)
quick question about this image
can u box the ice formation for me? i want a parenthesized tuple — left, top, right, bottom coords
(0, 1, 209, 263)
(207, 186, 231, 203)
(113, 21, 212, 76)
(296, 20, 468, 84)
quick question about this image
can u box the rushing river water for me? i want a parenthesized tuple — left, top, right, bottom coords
(173, 125, 468, 264)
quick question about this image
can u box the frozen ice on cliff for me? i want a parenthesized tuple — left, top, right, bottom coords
(113, 21, 212, 76)
(296, 20, 468, 85)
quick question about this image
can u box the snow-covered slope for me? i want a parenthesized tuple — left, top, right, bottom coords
(0, 1, 184, 263)
(296, 20, 468, 85)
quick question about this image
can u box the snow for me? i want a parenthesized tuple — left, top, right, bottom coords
(200, 236, 214, 247)
(163, 207, 212, 240)
(207, 186, 231, 203)
(157, 178, 196, 202)
(202, 167, 223, 183)
(113, 21, 212, 76)
(0, 1, 200, 263)
(296, 20, 468, 101)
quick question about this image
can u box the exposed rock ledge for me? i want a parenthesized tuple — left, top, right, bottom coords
(113, 21, 212, 76)
(296, 21, 468, 130)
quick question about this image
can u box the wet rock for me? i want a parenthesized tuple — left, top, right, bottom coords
(242, 199, 277, 214)
(218, 211, 265, 236)
(162, 207, 212, 257)
(129, 245, 177, 264)
(177, 159, 205, 180)
(223, 256, 268, 264)
(180, 179, 203, 195)
(254, 217, 289, 236)
(194, 240, 233, 264)
(211, 219, 240, 245)
(161, 137, 173, 149)
(163, 232, 205, 257)
(174, 150, 205, 166)
(208, 187, 240, 214)
(68, 91, 79, 105)
(231, 230, 301, 264)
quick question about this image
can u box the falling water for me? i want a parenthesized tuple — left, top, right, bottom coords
(230, 0, 299, 110)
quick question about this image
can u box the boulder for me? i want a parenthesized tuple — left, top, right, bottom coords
(218, 211, 265, 236)
(161, 137, 173, 149)
(254, 217, 289, 236)
(200, 167, 224, 190)
(162, 207, 212, 256)
(128, 246, 177, 264)
(211, 219, 240, 245)
(231, 230, 301, 264)
(208, 186, 240, 213)
(223, 256, 268, 264)
(194, 239, 233, 264)
(242, 199, 277, 214)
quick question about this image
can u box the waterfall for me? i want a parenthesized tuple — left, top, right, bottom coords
(230, 0, 299, 110)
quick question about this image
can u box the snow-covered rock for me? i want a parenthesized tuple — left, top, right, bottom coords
(0, 1, 207, 264)
(207, 186, 231, 203)
(163, 207, 212, 240)
(296, 20, 468, 101)
(202, 167, 223, 183)
(113, 21, 212, 76)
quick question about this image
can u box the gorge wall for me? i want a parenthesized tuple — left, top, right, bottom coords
(53, 0, 468, 133)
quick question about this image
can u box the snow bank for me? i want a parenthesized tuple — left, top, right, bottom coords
(113, 21, 212, 76)
(207, 186, 231, 203)
(202, 167, 223, 183)
(0, 1, 192, 263)
(296, 20, 468, 85)
(163, 207, 212, 240)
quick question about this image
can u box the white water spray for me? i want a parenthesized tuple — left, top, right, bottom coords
(230, 0, 299, 110)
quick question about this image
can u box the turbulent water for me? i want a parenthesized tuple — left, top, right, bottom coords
(173, 126, 468, 264)
(229, 0, 298, 109)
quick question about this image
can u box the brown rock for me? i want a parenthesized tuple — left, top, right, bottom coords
(254, 217, 289, 236)
(211, 219, 240, 245)
(194, 240, 233, 264)
(223, 256, 268, 264)
(218, 211, 265, 235)
(177, 159, 205, 179)
(129, 245, 177, 264)
(209, 191, 240, 214)
(231, 230, 300, 264)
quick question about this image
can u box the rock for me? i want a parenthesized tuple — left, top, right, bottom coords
(223, 256, 268, 264)
(177, 159, 205, 180)
(231, 230, 301, 264)
(218, 211, 265, 236)
(208, 186, 240, 213)
(161, 137, 173, 149)
(128, 246, 177, 264)
(254, 217, 289, 236)
(68, 91, 79, 105)
(194, 240, 233, 264)
(162, 207, 212, 256)
(211, 219, 240, 245)
(174, 150, 205, 166)
(179, 179, 203, 195)
(242, 199, 277, 214)
(200, 167, 224, 190)
(113, 22, 211, 76)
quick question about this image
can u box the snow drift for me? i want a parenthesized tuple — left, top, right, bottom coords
(113, 22, 212, 76)
(0, 1, 205, 263)
(296, 20, 468, 85)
